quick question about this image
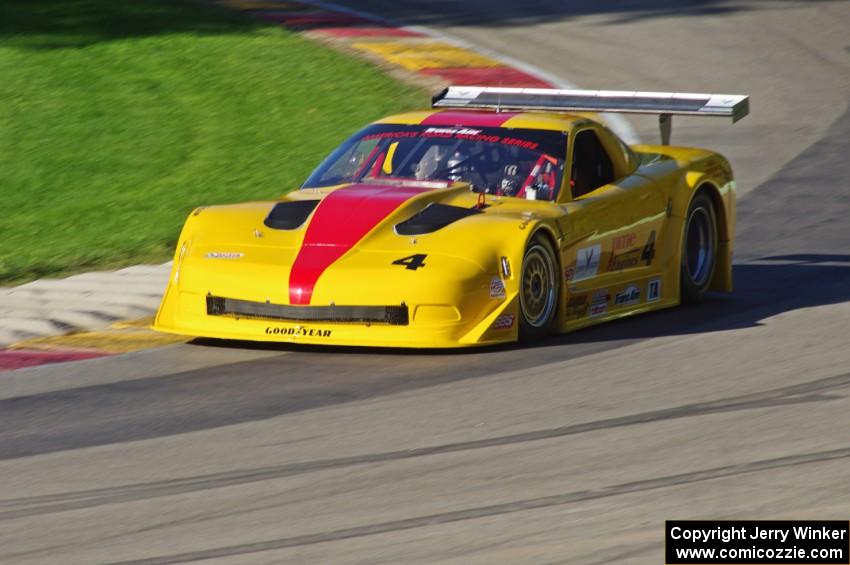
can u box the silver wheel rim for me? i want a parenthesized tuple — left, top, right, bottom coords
(685, 206, 715, 287)
(520, 244, 557, 328)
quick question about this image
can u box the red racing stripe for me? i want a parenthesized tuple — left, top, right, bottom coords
(289, 184, 429, 305)
(420, 110, 519, 128)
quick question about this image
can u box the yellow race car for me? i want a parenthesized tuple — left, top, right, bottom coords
(153, 87, 748, 348)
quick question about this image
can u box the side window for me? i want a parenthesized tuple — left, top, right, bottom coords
(570, 129, 615, 198)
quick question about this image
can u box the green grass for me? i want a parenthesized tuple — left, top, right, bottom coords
(0, 0, 422, 284)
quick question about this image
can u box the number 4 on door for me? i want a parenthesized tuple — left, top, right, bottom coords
(641, 231, 656, 266)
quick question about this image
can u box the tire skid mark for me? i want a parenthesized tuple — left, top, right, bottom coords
(105, 446, 850, 565)
(2, 370, 848, 521)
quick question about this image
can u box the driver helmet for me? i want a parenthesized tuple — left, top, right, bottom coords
(499, 163, 523, 196)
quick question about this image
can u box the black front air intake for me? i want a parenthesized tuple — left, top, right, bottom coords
(264, 200, 320, 230)
(207, 296, 409, 325)
(395, 203, 481, 236)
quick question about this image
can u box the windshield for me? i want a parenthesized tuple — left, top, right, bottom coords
(302, 124, 567, 200)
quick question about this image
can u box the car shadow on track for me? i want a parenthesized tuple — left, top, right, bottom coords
(558, 254, 850, 346)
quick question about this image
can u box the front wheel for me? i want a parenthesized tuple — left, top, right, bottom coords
(680, 191, 718, 302)
(519, 235, 559, 340)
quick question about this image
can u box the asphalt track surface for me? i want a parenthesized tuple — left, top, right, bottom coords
(3, 2, 850, 563)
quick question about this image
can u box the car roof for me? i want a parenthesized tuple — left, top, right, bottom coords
(374, 109, 593, 132)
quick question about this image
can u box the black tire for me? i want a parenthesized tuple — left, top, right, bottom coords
(680, 191, 718, 303)
(519, 235, 560, 340)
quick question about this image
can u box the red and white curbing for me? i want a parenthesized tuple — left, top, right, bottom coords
(0, 0, 636, 370)
(274, 0, 637, 142)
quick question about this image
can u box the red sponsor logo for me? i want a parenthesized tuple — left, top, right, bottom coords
(612, 233, 637, 251)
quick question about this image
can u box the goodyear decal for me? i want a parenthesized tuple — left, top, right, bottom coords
(266, 326, 332, 338)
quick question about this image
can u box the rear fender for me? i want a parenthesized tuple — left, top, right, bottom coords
(684, 167, 736, 292)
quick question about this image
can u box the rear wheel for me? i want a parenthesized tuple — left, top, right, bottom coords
(519, 235, 559, 340)
(680, 191, 718, 302)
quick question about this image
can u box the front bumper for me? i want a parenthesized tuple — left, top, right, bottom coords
(153, 288, 520, 348)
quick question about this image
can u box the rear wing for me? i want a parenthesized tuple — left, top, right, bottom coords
(432, 86, 749, 145)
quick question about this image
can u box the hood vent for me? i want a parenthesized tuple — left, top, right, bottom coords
(264, 200, 320, 230)
(395, 203, 481, 236)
